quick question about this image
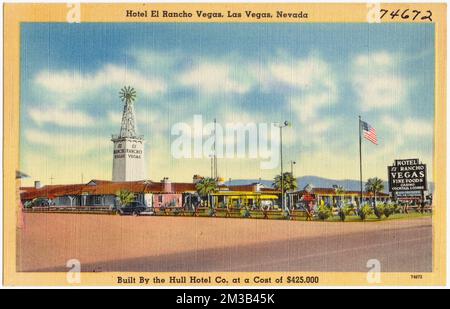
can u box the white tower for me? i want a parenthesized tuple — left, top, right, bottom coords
(111, 86, 146, 182)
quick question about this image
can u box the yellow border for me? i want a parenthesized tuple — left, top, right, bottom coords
(3, 3, 447, 286)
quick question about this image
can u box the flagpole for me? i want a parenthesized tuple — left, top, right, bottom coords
(213, 118, 217, 179)
(359, 115, 363, 207)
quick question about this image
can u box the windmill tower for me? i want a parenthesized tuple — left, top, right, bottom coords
(111, 86, 146, 182)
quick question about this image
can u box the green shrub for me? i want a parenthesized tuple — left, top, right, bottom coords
(240, 207, 251, 218)
(383, 204, 396, 218)
(343, 204, 355, 215)
(338, 204, 356, 221)
(374, 204, 385, 219)
(392, 204, 400, 213)
(358, 205, 373, 221)
(207, 208, 216, 217)
(317, 204, 332, 221)
(338, 208, 346, 221)
(282, 209, 291, 220)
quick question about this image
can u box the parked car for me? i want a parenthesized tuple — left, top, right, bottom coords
(118, 201, 154, 216)
(31, 197, 50, 207)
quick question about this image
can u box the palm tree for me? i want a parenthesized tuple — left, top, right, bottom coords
(195, 177, 218, 207)
(273, 172, 297, 193)
(365, 177, 384, 206)
(116, 189, 135, 207)
(332, 184, 345, 207)
(273, 172, 297, 209)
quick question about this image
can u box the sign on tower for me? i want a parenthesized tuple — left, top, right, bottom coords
(111, 86, 146, 182)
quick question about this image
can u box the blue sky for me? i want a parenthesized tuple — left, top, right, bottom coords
(20, 23, 435, 185)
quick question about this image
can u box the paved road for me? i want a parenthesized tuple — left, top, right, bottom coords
(18, 214, 432, 272)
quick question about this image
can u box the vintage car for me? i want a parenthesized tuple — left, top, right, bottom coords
(118, 201, 154, 216)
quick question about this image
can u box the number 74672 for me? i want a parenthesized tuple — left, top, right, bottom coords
(380, 9, 432, 21)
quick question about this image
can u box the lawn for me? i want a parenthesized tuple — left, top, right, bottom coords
(325, 212, 432, 222)
(186, 209, 432, 222)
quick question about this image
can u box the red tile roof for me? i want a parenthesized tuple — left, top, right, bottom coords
(226, 185, 256, 191)
(20, 180, 387, 201)
(172, 182, 197, 193)
(21, 184, 85, 200)
(20, 180, 197, 200)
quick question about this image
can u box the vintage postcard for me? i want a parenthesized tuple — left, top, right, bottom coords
(2, 2, 447, 287)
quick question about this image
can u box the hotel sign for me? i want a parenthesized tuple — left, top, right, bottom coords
(388, 159, 427, 193)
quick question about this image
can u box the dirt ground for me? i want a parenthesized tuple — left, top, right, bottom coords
(17, 213, 432, 272)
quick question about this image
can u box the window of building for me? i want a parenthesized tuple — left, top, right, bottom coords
(94, 196, 102, 205)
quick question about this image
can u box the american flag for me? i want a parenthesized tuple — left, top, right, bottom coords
(361, 120, 378, 145)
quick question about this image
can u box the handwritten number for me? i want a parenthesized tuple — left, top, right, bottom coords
(390, 9, 400, 19)
(401, 9, 409, 19)
(412, 10, 421, 20)
(421, 10, 432, 21)
(379, 8, 432, 21)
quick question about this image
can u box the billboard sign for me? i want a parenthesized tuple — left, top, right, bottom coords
(388, 158, 427, 193)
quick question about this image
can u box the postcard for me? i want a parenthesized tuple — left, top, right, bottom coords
(3, 2, 447, 287)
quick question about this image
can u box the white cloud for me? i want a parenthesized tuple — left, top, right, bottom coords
(222, 109, 263, 124)
(220, 109, 298, 146)
(35, 64, 167, 102)
(179, 62, 251, 94)
(353, 75, 406, 111)
(402, 118, 434, 137)
(291, 92, 335, 124)
(308, 119, 333, 134)
(355, 51, 393, 67)
(352, 51, 407, 111)
(107, 111, 123, 124)
(265, 55, 337, 122)
(28, 106, 95, 127)
(381, 115, 433, 137)
(130, 49, 180, 69)
(20, 150, 112, 186)
(266, 56, 333, 90)
(24, 129, 110, 156)
(264, 55, 338, 142)
(358, 115, 435, 171)
(108, 108, 168, 137)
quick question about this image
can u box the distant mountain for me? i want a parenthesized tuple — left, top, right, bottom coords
(225, 175, 434, 194)
(297, 176, 372, 192)
(224, 179, 274, 188)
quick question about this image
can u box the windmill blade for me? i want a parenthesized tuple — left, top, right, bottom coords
(119, 86, 137, 102)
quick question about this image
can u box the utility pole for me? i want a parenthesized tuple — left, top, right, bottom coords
(213, 118, 218, 179)
(290, 160, 296, 176)
(276, 121, 290, 211)
(209, 155, 214, 178)
(359, 115, 363, 208)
